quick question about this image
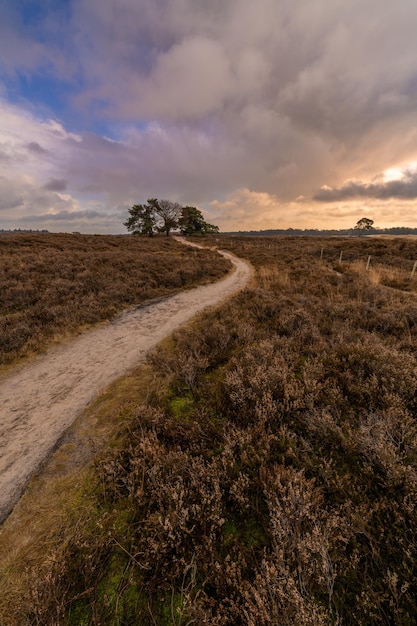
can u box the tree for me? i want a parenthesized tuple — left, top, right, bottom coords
(124, 202, 156, 236)
(124, 199, 220, 237)
(178, 206, 219, 236)
(153, 199, 183, 236)
(354, 217, 374, 233)
(124, 198, 182, 237)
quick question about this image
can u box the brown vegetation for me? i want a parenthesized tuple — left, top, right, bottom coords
(0, 232, 229, 367)
(2, 236, 417, 624)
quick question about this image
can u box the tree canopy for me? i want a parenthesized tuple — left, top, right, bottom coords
(124, 200, 219, 236)
(354, 217, 374, 231)
(178, 206, 219, 235)
(124, 202, 156, 236)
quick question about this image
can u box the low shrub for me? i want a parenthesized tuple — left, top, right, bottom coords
(3, 236, 417, 624)
(0, 233, 230, 365)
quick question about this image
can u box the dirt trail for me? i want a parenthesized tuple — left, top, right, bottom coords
(0, 242, 252, 523)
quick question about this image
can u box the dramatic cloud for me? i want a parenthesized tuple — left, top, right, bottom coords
(1, 0, 417, 232)
(314, 167, 417, 201)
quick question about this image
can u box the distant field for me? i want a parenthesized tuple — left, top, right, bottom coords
(0, 233, 230, 366)
(3, 235, 417, 625)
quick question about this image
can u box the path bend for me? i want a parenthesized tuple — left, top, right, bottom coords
(0, 242, 252, 522)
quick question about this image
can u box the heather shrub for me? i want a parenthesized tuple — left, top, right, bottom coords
(4, 236, 417, 625)
(322, 334, 417, 412)
(0, 233, 230, 365)
(222, 338, 308, 425)
(356, 405, 417, 488)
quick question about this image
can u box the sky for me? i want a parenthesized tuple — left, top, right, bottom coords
(1, 0, 417, 233)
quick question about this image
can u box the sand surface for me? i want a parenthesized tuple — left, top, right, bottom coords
(0, 241, 252, 522)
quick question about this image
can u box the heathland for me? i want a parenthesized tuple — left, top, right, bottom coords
(1, 234, 417, 625)
(0, 232, 230, 368)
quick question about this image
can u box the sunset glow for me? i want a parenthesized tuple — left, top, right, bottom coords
(1, 1, 417, 232)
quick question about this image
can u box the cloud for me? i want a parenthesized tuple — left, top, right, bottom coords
(43, 178, 67, 192)
(30, 209, 104, 222)
(0, 1, 78, 91)
(210, 186, 417, 232)
(209, 188, 311, 231)
(314, 168, 417, 201)
(65, 0, 417, 210)
(1, 0, 417, 232)
(0, 4, 46, 75)
(0, 176, 24, 210)
(27, 142, 48, 155)
(41, 120, 82, 143)
(0, 100, 97, 230)
(122, 37, 233, 120)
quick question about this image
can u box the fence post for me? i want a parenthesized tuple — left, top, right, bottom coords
(320, 248, 324, 261)
(410, 261, 417, 280)
(366, 255, 371, 270)
(339, 251, 343, 264)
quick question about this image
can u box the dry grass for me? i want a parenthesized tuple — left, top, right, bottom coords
(2, 236, 417, 625)
(0, 233, 230, 367)
(348, 258, 413, 290)
(0, 363, 161, 624)
(256, 265, 290, 290)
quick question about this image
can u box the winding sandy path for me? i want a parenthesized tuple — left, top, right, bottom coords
(0, 242, 252, 523)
